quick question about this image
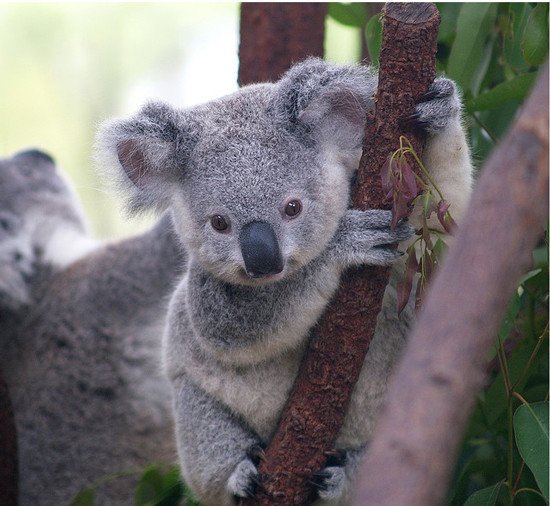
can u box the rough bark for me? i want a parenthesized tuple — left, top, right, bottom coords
(0, 371, 17, 505)
(352, 63, 549, 506)
(238, 3, 326, 85)
(244, 4, 440, 505)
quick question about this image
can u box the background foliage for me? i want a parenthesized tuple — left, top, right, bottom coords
(3, 3, 547, 505)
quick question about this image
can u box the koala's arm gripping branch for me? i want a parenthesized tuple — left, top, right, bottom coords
(243, 4, 440, 505)
(353, 63, 549, 506)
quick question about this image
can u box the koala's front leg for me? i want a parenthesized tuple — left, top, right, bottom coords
(411, 78, 474, 229)
(326, 209, 413, 269)
(173, 375, 263, 506)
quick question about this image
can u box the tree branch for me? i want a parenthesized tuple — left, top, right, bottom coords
(244, 4, 441, 504)
(238, 3, 326, 85)
(352, 62, 549, 506)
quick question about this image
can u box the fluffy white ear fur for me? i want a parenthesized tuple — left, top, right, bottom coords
(95, 101, 185, 215)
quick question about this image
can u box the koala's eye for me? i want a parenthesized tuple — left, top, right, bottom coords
(210, 214, 229, 232)
(284, 199, 302, 218)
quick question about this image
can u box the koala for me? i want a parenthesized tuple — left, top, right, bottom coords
(0, 149, 184, 504)
(98, 58, 473, 505)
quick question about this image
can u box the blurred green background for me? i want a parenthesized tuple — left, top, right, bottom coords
(0, 3, 360, 239)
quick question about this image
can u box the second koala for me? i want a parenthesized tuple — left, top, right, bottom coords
(98, 58, 473, 505)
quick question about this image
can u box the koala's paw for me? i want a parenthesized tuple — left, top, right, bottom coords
(227, 458, 260, 499)
(410, 77, 461, 133)
(312, 466, 347, 501)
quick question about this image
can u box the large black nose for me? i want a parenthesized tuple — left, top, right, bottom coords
(240, 221, 284, 278)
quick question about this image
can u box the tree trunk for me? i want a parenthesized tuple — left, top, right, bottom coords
(238, 3, 326, 85)
(244, 4, 441, 505)
(352, 62, 549, 506)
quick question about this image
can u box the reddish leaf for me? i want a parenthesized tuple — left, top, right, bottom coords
(397, 247, 419, 315)
(415, 276, 426, 312)
(391, 192, 409, 230)
(399, 157, 419, 199)
(437, 200, 456, 234)
(381, 156, 393, 194)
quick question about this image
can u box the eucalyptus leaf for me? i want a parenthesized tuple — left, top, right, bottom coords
(447, 3, 498, 94)
(466, 73, 537, 112)
(521, 3, 549, 66)
(463, 481, 505, 506)
(135, 465, 163, 505)
(514, 402, 549, 499)
(328, 3, 366, 28)
(365, 13, 382, 67)
(70, 488, 94, 506)
(502, 3, 532, 73)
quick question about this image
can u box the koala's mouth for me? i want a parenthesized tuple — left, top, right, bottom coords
(238, 266, 287, 285)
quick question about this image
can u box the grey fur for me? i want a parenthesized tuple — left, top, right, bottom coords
(98, 58, 473, 505)
(0, 150, 185, 504)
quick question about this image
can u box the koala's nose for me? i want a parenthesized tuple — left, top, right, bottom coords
(239, 221, 284, 278)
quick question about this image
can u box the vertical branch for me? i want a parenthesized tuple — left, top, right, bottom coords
(352, 63, 549, 506)
(238, 3, 326, 85)
(244, 4, 440, 505)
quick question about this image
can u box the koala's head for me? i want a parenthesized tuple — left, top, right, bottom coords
(98, 58, 376, 286)
(0, 149, 92, 311)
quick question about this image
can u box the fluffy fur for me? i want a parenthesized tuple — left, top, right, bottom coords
(0, 150, 185, 504)
(97, 58, 474, 505)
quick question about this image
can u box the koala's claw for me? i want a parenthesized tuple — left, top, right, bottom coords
(311, 466, 347, 500)
(246, 443, 266, 466)
(324, 448, 348, 467)
(420, 78, 456, 102)
(409, 77, 460, 133)
(228, 458, 260, 499)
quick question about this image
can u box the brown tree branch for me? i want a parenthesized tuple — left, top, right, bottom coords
(352, 63, 549, 506)
(238, 3, 326, 86)
(245, 4, 440, 504)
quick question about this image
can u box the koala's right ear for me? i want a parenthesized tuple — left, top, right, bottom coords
(96, 101, 199, 214)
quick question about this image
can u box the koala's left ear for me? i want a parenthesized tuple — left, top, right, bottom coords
(275, 58, 376, 171)
(96, 101, 200, 214)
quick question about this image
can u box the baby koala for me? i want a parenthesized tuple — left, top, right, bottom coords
(98, 58, 473, 505)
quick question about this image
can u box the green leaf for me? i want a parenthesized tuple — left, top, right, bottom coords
(463, 481, 505, 506)
(135, 465, 164, 506)
(466, 73, 537, 112)
(328, 3, 366, 28)
(514, 402, 549, 499)
(70, 488, 94, 506)
(486, 290, 522, 362)
(502, 3, 532, 73)
(437, 2, 462, 45)
(521, 3, 549, 66)
(365, 13, 382, 67)
(447, 3, 498, 94)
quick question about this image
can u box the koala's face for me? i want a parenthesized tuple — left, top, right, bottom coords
(101, 58, 374, 286)
(168, 91, 353, 286)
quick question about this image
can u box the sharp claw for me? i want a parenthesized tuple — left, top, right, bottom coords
(324, 449, 347, 467)
(310, 469, 331, 491)
(246, 443, 266, 465)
